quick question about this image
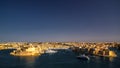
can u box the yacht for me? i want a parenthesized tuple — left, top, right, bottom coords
(77, 54, 90, 60)
(45, 49, 57, 54)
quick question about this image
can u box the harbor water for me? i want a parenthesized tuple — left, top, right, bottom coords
(0, 49, 120, 68)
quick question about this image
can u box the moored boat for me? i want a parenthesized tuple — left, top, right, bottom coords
(77, 54, 90, 60)
(45, 49, 57, 54)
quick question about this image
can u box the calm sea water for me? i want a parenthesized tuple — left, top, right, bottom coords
(0, 49, 120, 68)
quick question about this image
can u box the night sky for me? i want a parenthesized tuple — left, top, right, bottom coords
(0, 0, 120, 42)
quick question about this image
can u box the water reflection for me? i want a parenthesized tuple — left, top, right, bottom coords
(18, 56, 38, 68)
(109, 57, 114, 62)
(0, 49, 120, 68)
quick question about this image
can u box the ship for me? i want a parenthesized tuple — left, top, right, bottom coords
(45, 49, 57, 54)
(77, 54, 90, 60)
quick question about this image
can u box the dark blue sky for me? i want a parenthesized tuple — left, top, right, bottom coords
(0, 0, 120, 42)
